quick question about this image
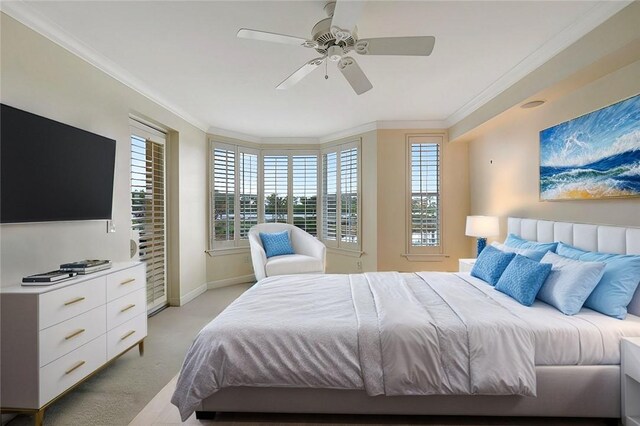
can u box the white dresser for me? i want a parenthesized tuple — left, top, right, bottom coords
(0, 262, 147, 425)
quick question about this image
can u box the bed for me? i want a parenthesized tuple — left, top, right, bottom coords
(172, 217, 640, 420)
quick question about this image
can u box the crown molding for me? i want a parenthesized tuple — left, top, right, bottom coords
(318, 122, 378, 143)
(444, 0, 632, 127)
(261, 137, 320, 145)
(377, 120, 448, 130)
(207, 126, 261, 143)
(1, 1, 209, 133)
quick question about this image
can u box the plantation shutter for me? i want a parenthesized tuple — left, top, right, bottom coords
(212, 146, 235, 246)
(238, 150, 258, 239)
(263, 155, 289, 223)
(130, 122, 167, 312)
(292, 155, 318, 236)
(322, 152, 338, 242)
(340, 147, 358, 244)
(409, 139, 440, 249)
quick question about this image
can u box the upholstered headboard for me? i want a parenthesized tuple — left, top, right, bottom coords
(507, 217, 640, 317)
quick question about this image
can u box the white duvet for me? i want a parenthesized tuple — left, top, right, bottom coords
(172, 271, 541, 420)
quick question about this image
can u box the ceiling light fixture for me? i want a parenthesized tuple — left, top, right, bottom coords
(521, 100, 546, 109)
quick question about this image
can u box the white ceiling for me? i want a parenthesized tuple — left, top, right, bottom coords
(4, 1, 630, 139)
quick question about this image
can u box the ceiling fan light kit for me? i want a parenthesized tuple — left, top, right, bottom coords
(237, 1, 435, 95)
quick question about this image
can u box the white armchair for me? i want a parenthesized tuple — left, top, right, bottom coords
(248, 223, 326, 281)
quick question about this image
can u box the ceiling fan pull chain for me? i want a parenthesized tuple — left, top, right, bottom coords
(325, 60, 329, 80)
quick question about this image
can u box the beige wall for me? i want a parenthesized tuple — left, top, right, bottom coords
(0, 14, 208, 302)
(377, 130, 471, 272)
(468, 59, 640, 241)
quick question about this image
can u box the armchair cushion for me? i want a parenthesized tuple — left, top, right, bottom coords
(259, 231, 295, 258)
(265, 254, 324, 277)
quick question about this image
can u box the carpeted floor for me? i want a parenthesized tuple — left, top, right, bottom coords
(6, 284, 252, 426)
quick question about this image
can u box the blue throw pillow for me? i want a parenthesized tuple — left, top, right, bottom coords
(491, 242, 549, 261)
(495, 255, 553, 306)
(537, 251, 605, 315)
(555, 242, 640, 319)
(470, 245, 516, 286)
(504, 234, 558, 253)
(259, 231, 295, 258)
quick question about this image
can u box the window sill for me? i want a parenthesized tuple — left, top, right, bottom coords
(206, 247, 249, 257)
(327, 247, 364, 258)
(401, 254, 449, 262)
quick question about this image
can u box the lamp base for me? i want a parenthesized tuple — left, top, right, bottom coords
(476, 238, 487, 256)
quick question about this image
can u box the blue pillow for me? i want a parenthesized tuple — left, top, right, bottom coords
(491, 242, 548, 261)
(556, 242, 640, 319)
(504, 234, 558, 253)
(259, 231, 295, 258)
(495, 255, 553, 306)
(470, 245, 516, 286)
(536, 251, 605, 315)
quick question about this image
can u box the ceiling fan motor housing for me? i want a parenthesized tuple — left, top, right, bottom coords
(311, 17, 356, 56)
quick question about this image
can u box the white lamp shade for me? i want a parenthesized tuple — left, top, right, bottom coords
(465, 215, 499, 238)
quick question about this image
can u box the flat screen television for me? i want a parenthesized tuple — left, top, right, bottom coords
(1, 104, 116, 223)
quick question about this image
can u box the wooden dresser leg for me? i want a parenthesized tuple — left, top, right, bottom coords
(34, 408, 44, 426)
(138, 340, 145, 356)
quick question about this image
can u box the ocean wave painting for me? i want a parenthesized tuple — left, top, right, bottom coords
(540, 94, 640, 200)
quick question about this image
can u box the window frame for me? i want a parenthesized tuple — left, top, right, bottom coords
(320, 139, 362, 252)
(405, 134, 444, 258)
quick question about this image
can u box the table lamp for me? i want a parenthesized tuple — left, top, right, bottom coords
(466, 215, 499, 256)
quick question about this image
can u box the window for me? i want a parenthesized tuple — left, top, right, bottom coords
(263, 154, 289, 224)
(292, 155, 318, 235)
(407, 135, 442, 254)
(321, 141, 360, 250)
(211, 142, 259, 248)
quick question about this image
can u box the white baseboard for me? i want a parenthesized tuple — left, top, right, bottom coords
(169, 282, 207, 306)
(207, 274, 255, 289)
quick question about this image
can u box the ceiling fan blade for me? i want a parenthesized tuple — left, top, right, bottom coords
(355, 36, 436, 56)
(330, 1, 365, 38)
(338, 56, 372, 95)
(237, 28, 318, 48)
(276, 57, 325, 90)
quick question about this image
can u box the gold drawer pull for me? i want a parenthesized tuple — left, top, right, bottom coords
(120, 278, 136, 285)
(64, 329, 86, 340)
(120, 304, 135, 313)
(121, 330, 136, 341)
(65, 360, 86, 375)
(64, 297, 85, 306)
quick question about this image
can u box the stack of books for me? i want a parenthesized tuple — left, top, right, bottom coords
(60, 259, 112, 274)
(22, 270, 78, 285)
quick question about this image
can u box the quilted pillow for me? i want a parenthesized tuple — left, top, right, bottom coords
(495, 255, 552, 306)
(556, 242, 640, 319)
(504, 234, 558, 253)
(491, 241, 549, 261)
(259, 231, 295, 258)
(470, 245, 515, 286)
(536, 251, 605, 315)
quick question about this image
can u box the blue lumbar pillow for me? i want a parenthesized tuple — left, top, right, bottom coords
(556, 242, 640, 319)
(470, 245, 516, 286)
(491, 241, 549, 262)
(504, 233, 558, 254)
(536, 251, 605, 315)
(495, 255, 552, 306)
(259, 230, 295, 258)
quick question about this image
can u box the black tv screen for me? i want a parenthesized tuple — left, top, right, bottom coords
(1, 104, 116, 223)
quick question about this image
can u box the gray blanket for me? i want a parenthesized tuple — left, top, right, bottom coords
(172, 272, 535, 420)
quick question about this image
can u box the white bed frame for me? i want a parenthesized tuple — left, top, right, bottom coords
(196, 217, 640, 420)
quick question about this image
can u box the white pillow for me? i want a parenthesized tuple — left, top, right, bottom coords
(537, 251, 606, 315)
(491, 242, 548, 261)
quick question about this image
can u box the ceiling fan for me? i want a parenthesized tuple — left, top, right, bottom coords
(237, 1, 435, 95)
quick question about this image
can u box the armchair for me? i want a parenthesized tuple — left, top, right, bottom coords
(248, 223, 326, 281)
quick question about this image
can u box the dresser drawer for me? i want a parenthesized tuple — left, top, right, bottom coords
(106, 288, 146, 330)
(106, 264, 145, 302)
(39, 335, 106, 406)
(107, 313, 147, 360)
(39, 277, 106, 330)
(39, 305, 106, 367)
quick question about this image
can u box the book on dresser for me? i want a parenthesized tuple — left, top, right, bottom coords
(22, 270, 78, 285)
(60, 259, 112, 274)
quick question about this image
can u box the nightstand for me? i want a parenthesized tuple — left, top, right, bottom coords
(622, 337, 640, 425)
(458, 258, 476, 273)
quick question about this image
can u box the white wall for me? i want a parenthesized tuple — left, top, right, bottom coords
(0, 13, 207, 301)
